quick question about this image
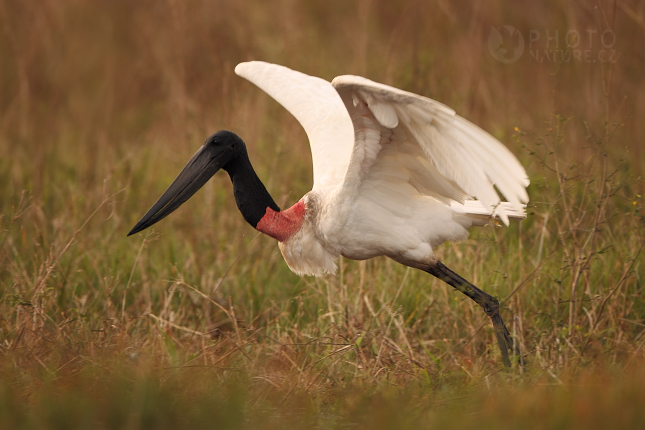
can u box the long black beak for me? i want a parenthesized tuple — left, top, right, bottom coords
(128, 143, 229, 236)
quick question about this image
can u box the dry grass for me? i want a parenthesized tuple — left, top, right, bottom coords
(1, 0, 644, 428)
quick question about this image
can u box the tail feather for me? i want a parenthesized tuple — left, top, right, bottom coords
(452, 200, 526, 226)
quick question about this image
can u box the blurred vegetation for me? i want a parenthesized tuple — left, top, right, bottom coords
(0, 0, 644, 428)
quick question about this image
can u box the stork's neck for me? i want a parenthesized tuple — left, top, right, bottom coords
(256, 200, 306, 242)
(225, 155, 305, 242)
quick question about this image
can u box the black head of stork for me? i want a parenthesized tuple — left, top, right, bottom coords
(128, 130, 280, 236)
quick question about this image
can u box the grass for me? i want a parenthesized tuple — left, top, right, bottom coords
(1, 0, 644, 428)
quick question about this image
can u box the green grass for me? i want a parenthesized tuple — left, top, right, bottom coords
(1, 0, 644, 428)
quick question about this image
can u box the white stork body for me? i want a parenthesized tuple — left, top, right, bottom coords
(234, 62, 529, 276)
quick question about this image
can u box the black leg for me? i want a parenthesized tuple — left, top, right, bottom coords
(424, 261, 524, 368)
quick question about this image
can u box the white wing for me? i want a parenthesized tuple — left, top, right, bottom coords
(331, 75, 529, 225)
(235, 61, 355, 190)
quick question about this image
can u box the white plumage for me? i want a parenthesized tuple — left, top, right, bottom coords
(234, 61, 529, 276)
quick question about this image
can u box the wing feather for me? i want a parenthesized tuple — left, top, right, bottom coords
(331, 75, 529, 225)
(235, 61, 355, 190)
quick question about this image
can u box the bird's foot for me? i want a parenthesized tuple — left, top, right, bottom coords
(487, 300, 525, 368)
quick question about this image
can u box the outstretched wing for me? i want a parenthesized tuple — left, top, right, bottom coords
(331, 75, 529, 225)
(235, 61, 355, 190)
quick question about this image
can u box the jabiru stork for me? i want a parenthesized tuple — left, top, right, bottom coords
(129, 61, 529, 367)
